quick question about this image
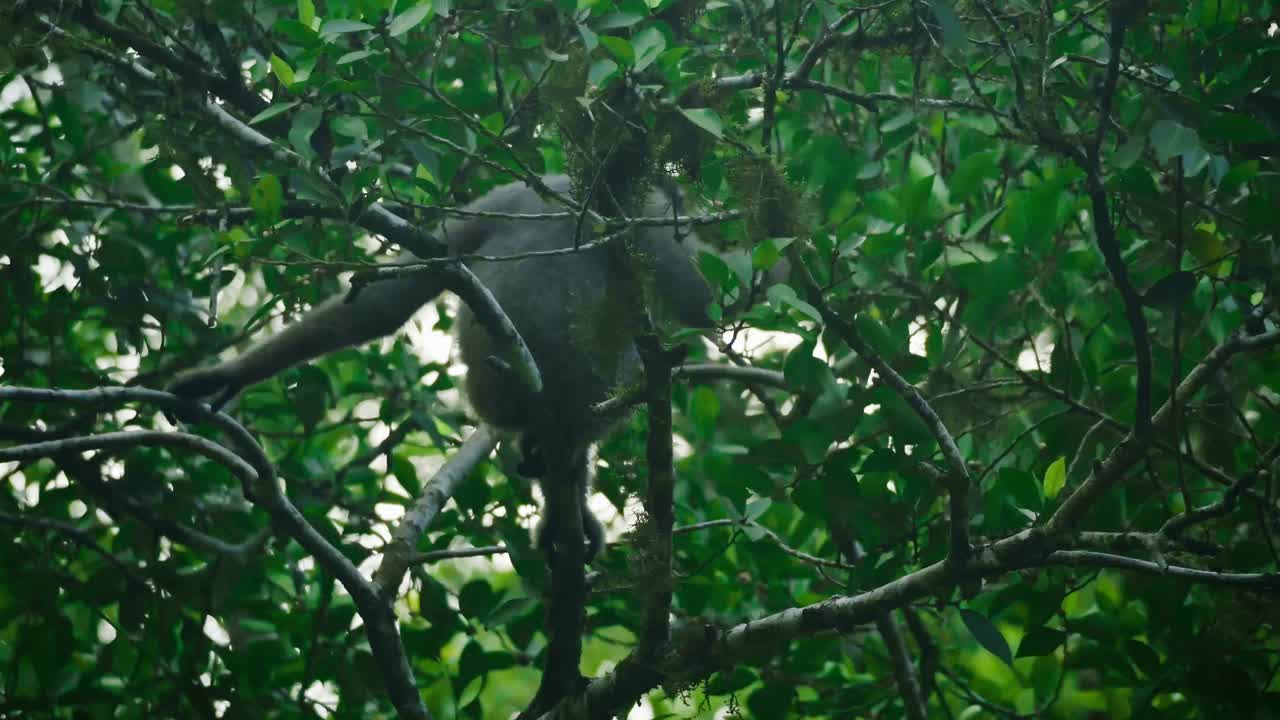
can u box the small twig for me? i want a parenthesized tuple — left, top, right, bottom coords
(0, 510, 153, 590)
(374, 426, 499, 597)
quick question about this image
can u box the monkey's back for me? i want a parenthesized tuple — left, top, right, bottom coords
(447, 175, 714, 441)
(451, 176, 643, 438)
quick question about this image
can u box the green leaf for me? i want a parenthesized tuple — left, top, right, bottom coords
(599, 36, 635, 65)
(880, 111, 916, 133)
(864, 189, 902, 225)
(1004, 180, 1066, 252)
(691, 386, 721, 425)
(269, 54, 296, 88)
(249, 174, 285, 221)
(950, 150, 999, 202)
(783, 340, 825, 393)
(752, 237, 789, 270)
(597, 12, 644, 29)
(273, 19, 321, 47)
(706, 667, 758, 695)
(1017, 628, 1066, 657)
(928, 0, 967, 49)
(1112, 134, 1145, 169)
(1149, 120, 1200, 165)
(942, 242, 998, 266)
(458, 580, 496, 620)
(1031, 655, 1062, 704)
(486, 597, 537, 627)
(767, 284, 822, 324)
(632, 27, 666, 72)
(290, 366, 331, 431)
(678, 108, 724, 138)
(197, 244, 233, 273)
(390, 454, 422, 497)
(288, 107, 324, 158)
(389, 4, 431, 37)
(1188, 225, 1229, 277)
(298, 0, 316, 27)
(1042, 456, 1066, 499)
(900, 174, 936, 226)
(321, 19, 375, 35)
(248, 100, 300, 126)
(744, 496, 772, 522)
(331, 115, 368, 141)
(748, 684, 795, 718)
(577, 24, 598, 50)
(1181, 145, 1211, 177)
(337, 49, 376, 65)
(1127, 639, 1161, 678)
(961, 206, 1004, 241)
(960, 609, 1014, 666)
(1141, 271, 1196, 308)
(588, 59, 618, 87)
(698, 251, 732, 287)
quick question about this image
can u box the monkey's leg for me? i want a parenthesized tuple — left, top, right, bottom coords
(169, 263, 446, 402)
(526, 444, 593, 715)
(517, 433, 547, 478)
(534, 445, 605, 563)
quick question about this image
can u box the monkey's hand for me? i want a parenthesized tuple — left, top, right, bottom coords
(166, 364, 243, 414)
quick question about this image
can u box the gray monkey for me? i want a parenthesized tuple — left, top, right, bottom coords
(168, 175, 725, 562)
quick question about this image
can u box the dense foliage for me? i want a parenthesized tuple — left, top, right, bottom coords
(2, 1, 1279, 718)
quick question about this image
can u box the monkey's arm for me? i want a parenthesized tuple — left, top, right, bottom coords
(169, 266, 446, 403)
(645, 236, 791, 329)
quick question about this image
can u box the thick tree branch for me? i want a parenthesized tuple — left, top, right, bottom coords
(1044, 326, 1280, 535)
(536, 324, 1280, 717)
(0, 386, 433, 720)
(786, 247, 973, 568)
(0, 430, 259, 484)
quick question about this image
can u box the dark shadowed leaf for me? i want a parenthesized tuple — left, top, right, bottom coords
(961, 609, 1014, 666)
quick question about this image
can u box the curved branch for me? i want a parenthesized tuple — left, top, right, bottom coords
(0, 385, 433, 720)
(1036, 551, 1279, 587)
(0, 430, 259, 486)
(0, 510, 153, 590)
(1044, 326, 1280, 534)
(785, 246, 973, 567)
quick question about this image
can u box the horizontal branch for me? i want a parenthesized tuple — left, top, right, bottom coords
(1038, 550, 1279, 587)
(559, 524, 1276, 718)
(677, 363, 788, 389)
(591, 363, 790, 419)
(393, 201, 746, 227)
(0, 430, 258, 486)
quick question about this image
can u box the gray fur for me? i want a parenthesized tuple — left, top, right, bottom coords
(169, 175, 718, 561)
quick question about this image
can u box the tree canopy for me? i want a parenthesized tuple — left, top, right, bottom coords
(2, 1, 1279, 718)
